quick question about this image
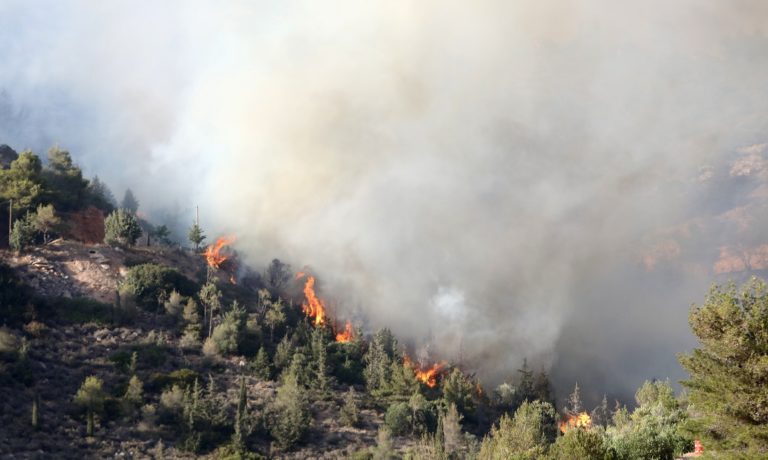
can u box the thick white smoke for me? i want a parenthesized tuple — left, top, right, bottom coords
(2, 0, 768, 403)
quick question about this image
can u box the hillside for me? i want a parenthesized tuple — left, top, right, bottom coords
(0, 144, 761, 459)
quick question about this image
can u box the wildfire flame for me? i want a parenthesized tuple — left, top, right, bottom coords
(559, 412, 592, 434)
(295, 272, 326, 327)
(204, 236, 235, 269)
(335, 321, 354, 343)
(404, 355, 447, 388)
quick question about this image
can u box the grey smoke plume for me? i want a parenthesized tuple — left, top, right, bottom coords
(2, 0, 768, 404)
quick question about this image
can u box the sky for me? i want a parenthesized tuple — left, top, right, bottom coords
(2, 0, 768, 404)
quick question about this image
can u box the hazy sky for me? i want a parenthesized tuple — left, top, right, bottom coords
(2, 0, 768, 404)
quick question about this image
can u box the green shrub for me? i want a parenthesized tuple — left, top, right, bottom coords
(341, 387, 361, 427)
(477, 400, 557, 459)
(74, 375, 106, 436)
(121, 263, 196, 311)
(54, 297, 112, 324)
(133, 343, 169, 367)
(268, 375, 311, 449)
(158, 384, 185, 423)
(385, 402, 412, 436)
(104, 208, 141, 246)
(549, 428, 611, 460)
(211, 304, 246, 355)
(109, 351, 133, 373)
(111, 343, 169, 371)
(10, 215, 36, 252)
(148, 368, 200, 391)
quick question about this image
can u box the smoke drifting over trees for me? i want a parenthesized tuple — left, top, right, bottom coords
(2, 1, 768, 402)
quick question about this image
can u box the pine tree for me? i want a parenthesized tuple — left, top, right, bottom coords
(188, 221, 206, 251)
(268, 374, 310, 450)
(152, 224, 171, 245)
(9, 214, 35, 252)
(442, 368, 475, 416)
(389, 359, 419, 397)
(198, 282, 222, 338)
(0, 151, 45, 214)
(477, 400, 557, 459)
(263, 258, 291, 293)
(515, 358, 535, 405)
(86, 175, 116, 211)
(181, 298, 202, 348)
(104, 208, 141, 246)
(44, 146, 88, 211)
(310, 328, 330, 394)
(340, 387, 361, 427)
(364, 328, 394, 394)
(183, 378, 203, 432)
(679, 278, 768, 455)
(31, 394, 39, 429)
(250, 347, 272, 380)
(533, 369, 554, 406)
(232, 376, 248, 452)
(286, 352, 310, 388)
(264, 298, 286, 343)
(121, 188, 139, 213)
(123, 375, 144, 417)
(372, 427, 395, 460)
(129, 351, 138, 375)
(155, 439, 165, 460)
(74, 375, 105, 437)
(273, 335, 294, 371)
(442, 403, 463, 456)
(590, 394, 610, 429)
(31, 203, 60, 244)
(565, 382, 583, 415)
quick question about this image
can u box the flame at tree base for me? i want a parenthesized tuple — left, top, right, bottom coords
(404, 356, 447, 388)
(204, 236, 236, 269)
(335, 321, 354, 343)
(559, 412, 592, 433)
(296, 272, 326, 327)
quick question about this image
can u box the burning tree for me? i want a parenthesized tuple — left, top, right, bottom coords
(559, 382, 592, 434)
(295, 272, 326, 327)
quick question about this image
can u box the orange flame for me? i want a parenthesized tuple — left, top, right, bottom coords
(296, 273, 326, 327)
(559, 412, 592, 434)
(335, 321, 354, 343)
(204, 236, 235, 269)
(404, 356, 447, 388)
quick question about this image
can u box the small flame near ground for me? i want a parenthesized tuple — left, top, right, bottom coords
(404, 355, 448, 388)
(204, 236, 236, 269)
(559, 412, 592, 434)
(335, 321, 354, 343)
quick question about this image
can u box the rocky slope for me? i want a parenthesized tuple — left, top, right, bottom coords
(0, 241, 395, 459)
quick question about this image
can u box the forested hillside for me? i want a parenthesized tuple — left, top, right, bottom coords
(1, 145, 767, 459)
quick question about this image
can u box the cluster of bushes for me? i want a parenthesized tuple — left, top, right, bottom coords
(0, 143, 180, 252)
(0, 145, 118, 251)
(120, 263, 197, 311)
(470, 380, 691, 460)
